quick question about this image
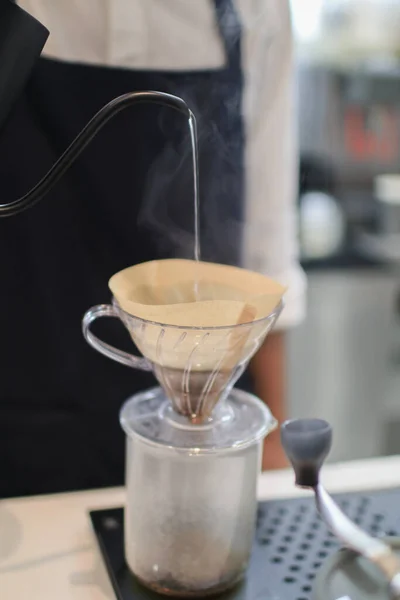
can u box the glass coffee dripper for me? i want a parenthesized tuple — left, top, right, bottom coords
(82, 258, 284, 597)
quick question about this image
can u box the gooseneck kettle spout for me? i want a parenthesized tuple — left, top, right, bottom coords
(0, 91, 193, 217)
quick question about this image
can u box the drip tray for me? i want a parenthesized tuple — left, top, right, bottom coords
(89, 487, 400, 600)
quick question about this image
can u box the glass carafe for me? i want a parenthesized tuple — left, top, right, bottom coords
(120, 386, 276, 597)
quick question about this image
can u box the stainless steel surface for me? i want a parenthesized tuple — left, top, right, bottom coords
(288, 270, 400, 462)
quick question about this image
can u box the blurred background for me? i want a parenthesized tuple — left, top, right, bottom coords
(288, 0, 400, 462)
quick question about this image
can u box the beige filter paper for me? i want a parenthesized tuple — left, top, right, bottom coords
(109, 259, 286, 328)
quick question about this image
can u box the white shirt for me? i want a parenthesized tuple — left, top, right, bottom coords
(19, 0, 306, 329)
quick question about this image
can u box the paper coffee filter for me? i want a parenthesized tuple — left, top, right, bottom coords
(107, 260, 285, 417)
(109, 259, 286, 328)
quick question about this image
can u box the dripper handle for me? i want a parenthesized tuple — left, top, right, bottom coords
(82, 304, 152, 371)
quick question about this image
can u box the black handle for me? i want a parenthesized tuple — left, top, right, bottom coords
(0, 2, 49, 132)
(281, 419, 332, 488)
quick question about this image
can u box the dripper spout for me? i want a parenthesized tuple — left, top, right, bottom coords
(152, 362, 245, 423)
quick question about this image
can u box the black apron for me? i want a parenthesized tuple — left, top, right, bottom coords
(0, 0, 247, 497)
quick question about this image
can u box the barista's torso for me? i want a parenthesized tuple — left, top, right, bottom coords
(0, 0, 246, 497)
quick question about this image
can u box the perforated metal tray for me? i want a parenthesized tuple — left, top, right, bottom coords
(89, 487, 400, 600)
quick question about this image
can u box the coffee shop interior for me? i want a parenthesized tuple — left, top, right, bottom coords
(288, 0, 400, 463)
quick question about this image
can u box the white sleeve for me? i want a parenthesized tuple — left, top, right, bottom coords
(236, 0, 307, 329)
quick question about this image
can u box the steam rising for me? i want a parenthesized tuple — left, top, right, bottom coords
(137, 76, 244, 267)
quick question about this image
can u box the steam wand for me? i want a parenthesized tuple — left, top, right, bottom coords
(0, 91, 192, 217)
(281, 419, 400, 599)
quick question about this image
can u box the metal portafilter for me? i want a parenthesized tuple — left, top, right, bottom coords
(281, 419, 400, 599)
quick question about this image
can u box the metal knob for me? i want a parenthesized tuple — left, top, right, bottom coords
(280, 419, 332, 487)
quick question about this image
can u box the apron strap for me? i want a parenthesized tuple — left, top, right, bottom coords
(213, 0, 242, 70)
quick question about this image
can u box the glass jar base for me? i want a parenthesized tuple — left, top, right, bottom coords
(134, 570, 246, 598)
